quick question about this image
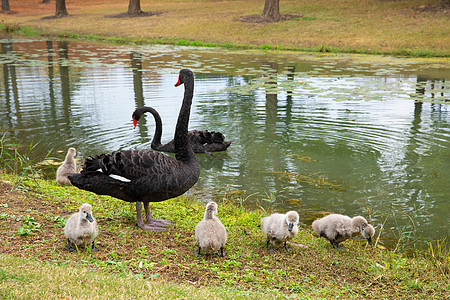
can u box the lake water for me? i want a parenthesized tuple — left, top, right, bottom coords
(1, 39, 449, 249)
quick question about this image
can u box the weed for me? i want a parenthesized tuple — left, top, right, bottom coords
(0, 134, 54, 187)
(16, 215, 41, 236)
(47, 215, 66, 228)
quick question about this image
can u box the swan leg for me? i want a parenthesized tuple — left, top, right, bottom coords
(135, 202, 166, 232)
(143, 201, 172, 226)
(195, 246, 202, 255)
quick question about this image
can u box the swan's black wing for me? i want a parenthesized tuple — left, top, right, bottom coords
(69, 149, 193, 203)
(189, 130, 232, 153)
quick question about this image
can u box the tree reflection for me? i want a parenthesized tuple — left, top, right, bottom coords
(130, 51, 150, 140)
(1, 42, 13, 130)
(1, 41, 20, 129)
(46, 40, 57, 122)
(263, 62, 286, 205)
(415, 75, 448, 103)
(285, 65, 295, 126)
(58, 41, 71, 126)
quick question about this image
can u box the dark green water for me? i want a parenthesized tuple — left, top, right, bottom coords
(1, 39, 449, 249)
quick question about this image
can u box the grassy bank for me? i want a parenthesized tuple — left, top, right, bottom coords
(0, 171, 448, 299)
(0, 254, 269, 300)
(0, 0, 449, 57)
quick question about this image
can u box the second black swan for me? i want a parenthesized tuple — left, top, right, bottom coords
(132, 107, 231, 154)
(69, 69, 200, 231)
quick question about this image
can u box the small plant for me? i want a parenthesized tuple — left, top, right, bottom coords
(47, 215, 66, 228)
(135, 245, 148, 257)
(162, 248, 176, 256)
(16, 215, 41, 236)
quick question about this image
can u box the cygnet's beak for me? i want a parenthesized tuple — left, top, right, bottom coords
(288, 223, 294, 232)
(367, 237, 372, 245)
(86, 213, 94, 222)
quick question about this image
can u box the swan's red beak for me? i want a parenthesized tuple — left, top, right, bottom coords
(133, 117, 138, 128)
(174, 75, 182, 87)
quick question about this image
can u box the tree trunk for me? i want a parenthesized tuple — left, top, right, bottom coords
(128, 0, 142, 15)
(262, 0, 281, 21)
(2, 0, 10, 12)
(55, 0, 68, 17)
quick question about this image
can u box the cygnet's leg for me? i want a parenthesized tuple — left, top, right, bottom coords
(330, 240, 346, 251)
(266, 236, 275, 252)
(67, 239, 76, 252)
(195, 246, 202, 255)
(135, 202, 166, 231)
(216, 245, 226, 257)
(143, 201, 172, 226)
(284, 241, 291, 251)
(91, 240, 99, 252)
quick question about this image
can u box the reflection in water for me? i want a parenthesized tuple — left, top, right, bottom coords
(58, 41, 71, 128)
(1, 41, 20, 132)
(0, 39, 449, 248)
(46, 40, 57, 123)
(130, 51, 150, 141)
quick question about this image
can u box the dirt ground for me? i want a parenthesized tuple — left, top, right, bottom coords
(0, 180, 211, 285)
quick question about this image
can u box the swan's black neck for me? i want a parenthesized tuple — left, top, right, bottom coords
(133, 107, 164, 149)
(174, 76, 195, 162)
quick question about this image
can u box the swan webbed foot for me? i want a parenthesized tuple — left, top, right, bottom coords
(136, 201, 171, 231)
(148, 218, 172, 226)
(138, 223, 166, 232)
(143, 201, 172, 226)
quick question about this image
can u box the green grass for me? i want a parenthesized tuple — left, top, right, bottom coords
(0, 254, 270, 300)
(0, 171, 448, 299)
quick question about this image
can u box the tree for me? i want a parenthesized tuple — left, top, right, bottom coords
(262, 0, 281, 21)
(128, 0, 143, 15)
(55, 0, 69, 17)
(1, 0, 10, 13)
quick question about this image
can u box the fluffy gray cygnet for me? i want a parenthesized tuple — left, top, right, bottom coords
(195, 201, 227, 257)
(64, 203, 99, 252)
(261, 211, 299, 251)
(56, 147, 77, 186)
(312, 213, 375, 249)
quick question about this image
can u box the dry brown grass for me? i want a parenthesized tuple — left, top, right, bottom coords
(1, 0, 449, 55)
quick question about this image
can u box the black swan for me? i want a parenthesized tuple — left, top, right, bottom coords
(68, 69, 200, 231)
(132, 107, 231, 153)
